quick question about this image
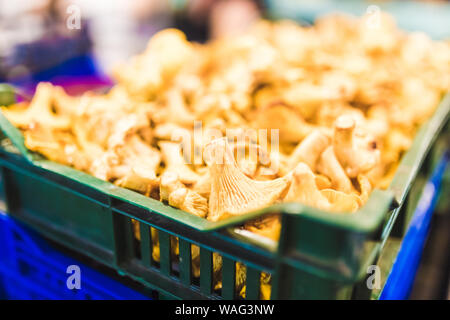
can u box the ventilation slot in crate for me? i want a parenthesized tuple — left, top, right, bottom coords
(136, 222, 160, 269)
(228, 262, 271, 300)
(169, 235, 180, 277)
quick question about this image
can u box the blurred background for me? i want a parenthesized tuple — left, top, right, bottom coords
(1, 0, 450, 85)
(0, 0, 449, 299)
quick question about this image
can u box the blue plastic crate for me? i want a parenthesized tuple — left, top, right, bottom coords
(0, 212, 151, 300)
(7, 54, 112, 97)
(380, 152, 449, 299)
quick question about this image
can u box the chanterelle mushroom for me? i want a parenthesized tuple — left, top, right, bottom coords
(252, 103, 315, 144)
(288, 130, 331, 171)
(333, 115, 380, 178)
(160, 171, 184, 201)
(355, 174, 372, 205)
(244, 214, 281, 241)
(24, 123, 90, 171)
(113, 29, 193, 99)
(169, 187, 208, 218)
(205, 138, 292, 221)
(285, 163, 359, 212)
(317, 146, 353, 193)
(159, 171, 208, 217)
(159, 141, 200, 184)
(285, 163, 333, 211)
(153, 89, 196, 126)
(114, 165, 159, 196)
(3, 83, 71, 130)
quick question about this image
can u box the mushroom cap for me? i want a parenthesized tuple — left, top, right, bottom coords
(252, 103, 315, 144)
(3, 83, 71, 130)
(169, 188, 208, 218)
(285, 162, 332, 211)
(160, 171, 184, 201)
(317, 146, 353, 193)
(115, 165, 159, 196)
(206, 138, 292, 221)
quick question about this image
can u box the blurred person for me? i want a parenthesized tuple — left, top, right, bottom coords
(209, 0, 262, 39)
(173, 0, 263, 41)
(0, 0, 264, 78)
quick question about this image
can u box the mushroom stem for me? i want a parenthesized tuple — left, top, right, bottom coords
(159, 141, 200, 184)
(288, 130, 331, 170)
(334, 115, 355, 147)
(160, 171, 184, 201)
(317, 146, 353, 193)
(332, 115, 380, 178)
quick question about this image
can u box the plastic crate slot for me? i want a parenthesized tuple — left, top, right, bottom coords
(261, 271, 272, 300)
(212, 253, 222, 296)
(170, 235, 180, 277)
(221, 256, 236, 299)
(138, 221, 153, 268)
(191, 244, 201, 287)
(150, 227, 160, 269)
(158, 230, 172, 276)
(200, 248, 213, 295)
(178, 238, 192, 286)
(245, 266, 261, 300)
(131, 219, 141, 260)
(236, 262, 246, 300)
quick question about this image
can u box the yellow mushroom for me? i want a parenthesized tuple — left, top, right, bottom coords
(288, 130, 331, 171)
(168, 187, 208, 218)
(113, 29, 193, 99)
(114, 165, 160, 196)
(153, 89, 196, 126)
(159, 171, 184, 201)
(315, 174, 332, 190)
(205, 138, 292, 221)
(2, 82, 71, 130)
(154, 123, 191, 141)
(285, 163, 359, 213)
(332, 115, 380, 178)
(23, 123, 90, 171)
(252, 103, 315, 144)
(244, 214, 281, 241)
(159, 141, 200, 184)
(320, 189, 360, 213)
(317, 146, 353, 193)
(285, 163, 333, 211)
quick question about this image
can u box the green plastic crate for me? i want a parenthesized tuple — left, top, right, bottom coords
(0, 86, 448, 299)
